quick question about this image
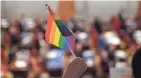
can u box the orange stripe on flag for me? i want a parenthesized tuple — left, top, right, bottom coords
(49, 21, 56, 43)
(45, 15, 54, 41)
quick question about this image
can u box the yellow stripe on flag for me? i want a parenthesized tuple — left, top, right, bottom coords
(53, 23, 61, 47)
(49, 21, 56, 43)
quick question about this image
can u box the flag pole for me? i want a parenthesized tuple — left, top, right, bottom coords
(67, 42, 77, 59)
(45, 4, 76, 59)
(45, 4, 49, 9)
(63, 37, 76, 59)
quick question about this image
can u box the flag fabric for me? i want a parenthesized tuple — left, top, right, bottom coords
(57, 1, 75, 21)
(45, 5, 76, 52)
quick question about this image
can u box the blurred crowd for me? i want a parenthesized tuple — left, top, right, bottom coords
(1, 12, 141, 78)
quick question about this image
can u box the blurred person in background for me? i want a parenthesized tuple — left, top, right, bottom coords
(44, 46, 64, 77)
(10, 48, 30, 78)
(8, 45, 19, 64)
(74, 40, 83, 57)
(35, 16, 46, 33)
(1, 45, 14, 78)
(10, 19, 21, 45)
(1, 63, 14, 78)
(29, 47, 44, 78)
(2, 31, 12, 62)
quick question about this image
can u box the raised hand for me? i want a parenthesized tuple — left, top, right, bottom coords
(62, 57, 87, 78)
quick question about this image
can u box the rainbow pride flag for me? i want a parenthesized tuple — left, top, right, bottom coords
(45, 5, 76, 52)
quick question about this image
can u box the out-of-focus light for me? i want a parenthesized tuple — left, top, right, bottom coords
(126, 19, 137, 32)
(115, 50, 127, 59)
(104, 31, 120, 45)
(77, 32, 88, 41)
(115, 62, 128, 68)
(133, 30, 141, 44)
(46, 50, 58, 59)
(15, 60, 27, 68)
(21, 32, 33, 46)
(1, 19, 9, 28)
(16, 50, 30, 61)
(83, 50, 94, 58)
(39, 72, 50, 78)
(86, 59, 94, 67)
(22, 36, 32, 45)
(109, 36, 120, 45)
(24, 18, 35, 30)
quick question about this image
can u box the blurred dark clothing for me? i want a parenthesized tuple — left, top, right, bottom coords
(8, 51, 16, 64)
(81, 67, 97, 78)
(99, 35, 107, 49)
(93, 18, 102, 34)
(132, 46, 141, 78)
(12, 70, 28, 78)
(101, 58, 109, 73)
(48, 69, 63, 77)
(108, 48, 115, 62)
(118, 13, 127, 31)
(11, 34, 20, 45)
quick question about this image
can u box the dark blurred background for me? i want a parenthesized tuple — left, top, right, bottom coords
(1, 1, 141, 78)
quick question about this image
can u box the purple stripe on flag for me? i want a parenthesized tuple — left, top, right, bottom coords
(63, 36, 76, 52)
